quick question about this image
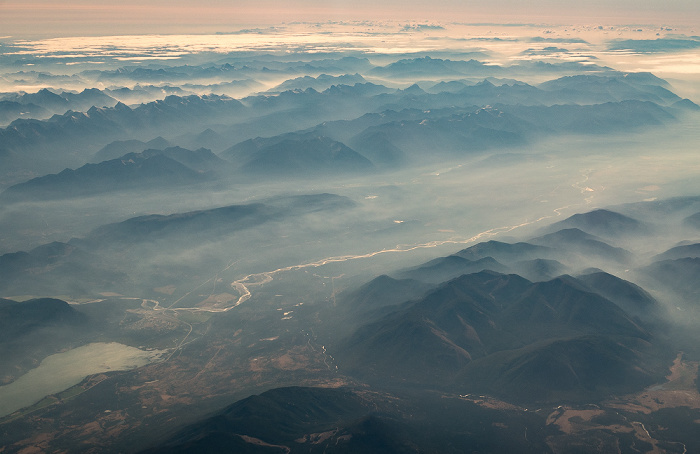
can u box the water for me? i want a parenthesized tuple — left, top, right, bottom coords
(0, 342, 163, 418)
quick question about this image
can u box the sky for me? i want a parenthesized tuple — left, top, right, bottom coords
(1, 0, 699, 37)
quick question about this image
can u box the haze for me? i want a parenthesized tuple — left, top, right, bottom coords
(2, 0, 700, 36)
(1, 7, 700, 454)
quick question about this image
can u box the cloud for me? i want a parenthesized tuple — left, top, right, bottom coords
(608, 38, 700, 53)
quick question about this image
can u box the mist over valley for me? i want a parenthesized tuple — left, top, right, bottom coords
(1, 20, 700, 453)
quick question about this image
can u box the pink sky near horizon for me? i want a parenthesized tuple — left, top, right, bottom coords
(1, 0, 698, 37)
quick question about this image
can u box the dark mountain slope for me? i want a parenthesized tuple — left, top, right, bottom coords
(456, 335, 665, 403)
(0, 242, 128, 295)
(0, 297, 93, 384)
(142, 387, 374, 454)
(141, 386, 552, 454)
(0, 298, 86, 343)
(577, 271, 663, 321)
(337, 274, 431, 314)
(503, 276, 647, 339)
(335, 270, 657, 400)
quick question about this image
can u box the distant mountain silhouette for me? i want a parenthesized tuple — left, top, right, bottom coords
(0, 101, 49, 125)
(502, 100, 674, 134)
(2, 88, 117, 117)
(0, 298, 86, 343)
(541, 209, 649, 239)
(642, 257, 700, 301)
(347, 130, 406, 168)
(270, 73, 367, 92)
(1, 150, 209, 202)
(0, 242, 127, 295)
(93, 136, 172, 162)
(183, 128, 229, 152)
(223, 134, 373, 177)
(653, 242, 700, 261)
(538, 74, 681, 105)
(140, 146, 230, 173)
(511, 258, 568, 282)
(529, 228, 633, 264)
(683, 211, 700, 229)
(78, 193, 354, 248)
(338, 274, 431, 313)
(397, 255, 507, 283)
(369, 57, 500, 78)
(454, 240, 555, 262)
(0, 94, 246, 180)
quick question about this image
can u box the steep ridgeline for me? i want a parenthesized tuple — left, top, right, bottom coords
(0, 88, 118, 124)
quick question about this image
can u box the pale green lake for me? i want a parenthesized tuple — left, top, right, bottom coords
(0, 342, 163, 418)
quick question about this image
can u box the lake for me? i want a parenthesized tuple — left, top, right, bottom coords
(0, 342, 163, 418)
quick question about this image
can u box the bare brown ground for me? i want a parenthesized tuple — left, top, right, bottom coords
(456, 394, 525, 411)
(153, 286, 176, 295)
(546, 408, 607, 434)
(196, 293, 237, 310)
(295, 429, 338, 444)
(546, 353, 700, 453)
(606, 354, 700, 414)
(239, 434, 290, 453)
